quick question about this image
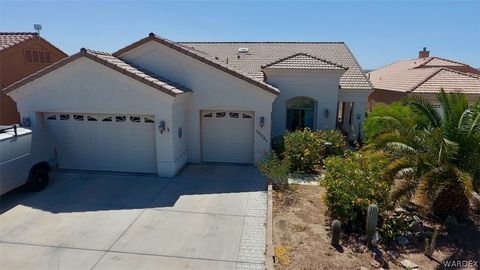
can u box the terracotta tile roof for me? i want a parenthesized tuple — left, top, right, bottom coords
(0, 32, 37, 51)
(261, 53, 347, 70)
(413, 68, 480, 94)
(420, 57, 465, 67)
(369, 56, 480, 94)
(4, 48, 191, 96)
(369, 67, 440, 92)
(178, 41, 372, 90)
(114, 34, 280, 95)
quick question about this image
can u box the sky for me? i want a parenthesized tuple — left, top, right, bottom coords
(0, 0, 479, 70)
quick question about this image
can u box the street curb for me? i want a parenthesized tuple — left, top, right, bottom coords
(265, 184, 274, 270)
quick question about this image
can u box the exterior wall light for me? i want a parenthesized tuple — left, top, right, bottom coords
(259, 116, 265, 128)
(324, 109, 330, 118)
(159, 121, 166, 134)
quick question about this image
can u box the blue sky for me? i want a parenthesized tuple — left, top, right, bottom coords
(1, 0, 479, 69)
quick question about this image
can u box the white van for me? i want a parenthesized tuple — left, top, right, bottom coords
(0, 125, 57, 195)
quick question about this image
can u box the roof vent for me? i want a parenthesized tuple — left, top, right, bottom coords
(238, 48, 249, 53)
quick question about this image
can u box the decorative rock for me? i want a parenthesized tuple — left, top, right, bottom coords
(400, 259, 419, 269)
(470, 191, 480, 212)
(414, 231, 425, 239)
(396, 236, 409, 246)
(394, 207, 408, 214)
(372, 231, 381, 246)
(412, 215, 421, 223)
(409, 220, 422, 232)
(360, 267, 368, 270)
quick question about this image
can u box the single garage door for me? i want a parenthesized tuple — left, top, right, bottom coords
(44, 113, 156, 173)
(202, 110, 254, 163)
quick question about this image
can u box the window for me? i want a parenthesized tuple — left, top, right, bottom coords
(24, 50, 52, 64)
(242, 114, 252, 119)
(286, 97, 315, 131)
(216, 112, 226, 118)
(203, 113, 213, 118)
(144, 117, 154, 123)
(130, 116, 141, 123)
(47, 115, 56, 120)
(102, 116, 112, 122)
(73, 114, 84, 121)
(59, 114, 70, 120)
(87, 116, 98, 121)
(229, 112, 239, 118)
(115, 116, 126, 122)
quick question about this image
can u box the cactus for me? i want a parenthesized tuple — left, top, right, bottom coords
(366, 204, 379, 246)
(331, 219, 341, 246)
(424, 228, 438, 257)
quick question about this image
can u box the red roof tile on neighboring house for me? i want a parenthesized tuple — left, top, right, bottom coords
(413, 68, 480, 94)
(0, 32, 37, 51)
(369, 56, 480, 94)
(0, 32, 67, 58)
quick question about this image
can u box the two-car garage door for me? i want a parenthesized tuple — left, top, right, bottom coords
(201, 110, 254, 164)
(44, 112, 156, 173)
(44, 110, 254, 173)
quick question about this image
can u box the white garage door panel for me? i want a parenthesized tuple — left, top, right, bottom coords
(44, 113, 156, 173)
(202, 111, 254, 163)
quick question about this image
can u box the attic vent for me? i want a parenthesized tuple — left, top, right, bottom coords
(238, 48, 249, 53)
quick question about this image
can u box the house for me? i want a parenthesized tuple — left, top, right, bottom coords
(368, 48, 480, 109)
(3, 33, 372, 177)
(0, 32, 67, 124)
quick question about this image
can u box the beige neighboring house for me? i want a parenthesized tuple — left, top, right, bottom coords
(368, 48, 480, 109)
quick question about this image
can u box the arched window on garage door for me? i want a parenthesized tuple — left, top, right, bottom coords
(286, 97, 316, 131)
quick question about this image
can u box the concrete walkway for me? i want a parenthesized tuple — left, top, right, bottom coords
(0, 165, 267, 270)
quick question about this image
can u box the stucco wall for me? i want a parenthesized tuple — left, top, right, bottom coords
(8, 57, 179, 176)
(0, 38, 66, 125)
(338, 89, 372, 140)
(119, 41, 277, 164)
(264, 69, 344, 136)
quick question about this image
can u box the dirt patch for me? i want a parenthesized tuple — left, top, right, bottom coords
(273, 185, 480, 270)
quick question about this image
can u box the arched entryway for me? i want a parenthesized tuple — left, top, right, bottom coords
(286, 97, 316, 131)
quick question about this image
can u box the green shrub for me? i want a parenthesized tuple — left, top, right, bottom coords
(363, 102, 419, 143)
(379, 213, 410, 241)
(317, 130, 348, 157)
(322, 150, 393, 231)
(283, 129, 325, 173)
(258, 153, 290, 190)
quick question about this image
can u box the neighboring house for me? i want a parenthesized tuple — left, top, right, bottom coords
(368, 48, 480, 109)
(4, 33, 372, 177)
(0, 32, 67, 124)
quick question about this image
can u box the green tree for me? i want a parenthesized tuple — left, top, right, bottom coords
(369, 90, 480, 219)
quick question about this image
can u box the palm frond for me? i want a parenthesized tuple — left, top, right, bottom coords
(403, 95, 442, 129)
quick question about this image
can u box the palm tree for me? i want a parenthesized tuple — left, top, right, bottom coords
(369, 89, 480, 219)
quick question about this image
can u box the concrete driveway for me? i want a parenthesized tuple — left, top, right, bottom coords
(0, 165, 267, 270)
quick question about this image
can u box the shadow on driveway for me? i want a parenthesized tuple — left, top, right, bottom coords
(0, 164, 266, 214)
